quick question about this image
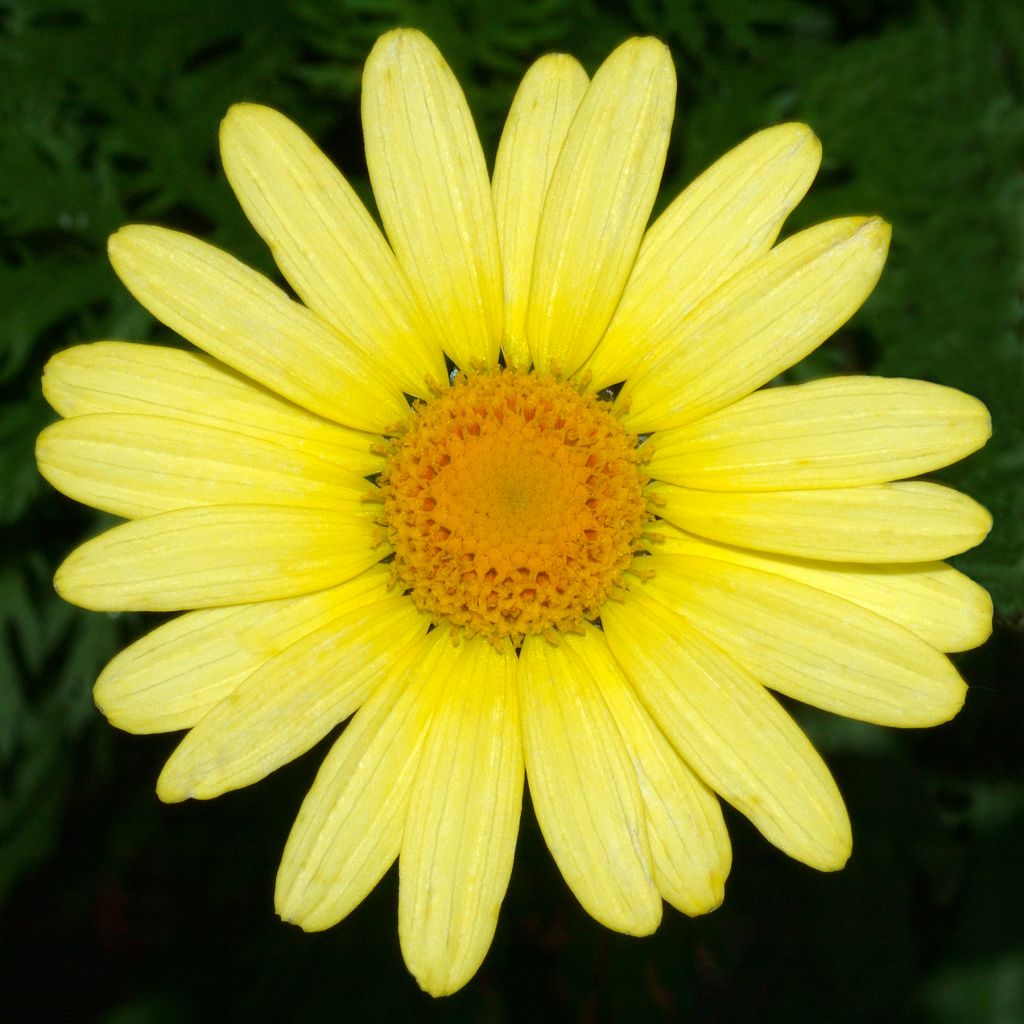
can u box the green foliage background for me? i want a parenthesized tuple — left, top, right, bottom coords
(1, 0, 1022, 1020)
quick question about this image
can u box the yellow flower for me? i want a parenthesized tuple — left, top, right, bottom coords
(36, 30, 993, 996)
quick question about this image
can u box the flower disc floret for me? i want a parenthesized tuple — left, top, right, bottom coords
(380, 369, 650, 643)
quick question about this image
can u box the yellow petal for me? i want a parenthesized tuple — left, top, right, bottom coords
(55, 504, 385, 611)
(585, 123, 821, 389)
(652, 480, 992, 562)
(519, 634, 661, 935)
(646, 555, 967, 726)
(37, 413, 371, 519)
(41, 342, 382, 476)
(526, 37, 675, 376)
(619, 217, 891, 432)
(652, 523, 992, 653)
(108, 226, 408, 432)
(492, 54, 589, 369)
(94, 565, 394, 734)
(648, 377, 991, 490)
(399, 637, 523, 996)
(567, 626, 730, 916)
(220, 103, 446, 398)
(276, 628, 453, 931)
(157, 594, 428, 801)
(603, 588, 851, 871)
(362, 29, 502, 369)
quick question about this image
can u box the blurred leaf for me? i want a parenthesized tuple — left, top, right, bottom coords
(917, 956, 1024, 1024)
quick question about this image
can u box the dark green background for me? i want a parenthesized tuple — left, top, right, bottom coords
(2, 0, 1022, 1020)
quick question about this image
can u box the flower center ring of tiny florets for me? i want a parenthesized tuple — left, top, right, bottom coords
(378, 368, 652, 644)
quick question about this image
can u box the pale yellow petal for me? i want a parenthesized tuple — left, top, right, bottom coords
(519, 635, 661, 935)
(37, 413, 371, 519)
(276, 628, 453, 931)
(648, 377, 991, 491)
(108, 226, 408, 432)
(399, 638, 522, 996)
(651, 523, 992, 653)
(603, 588, 851, 871)
(567, 626, 730, 916)
(157, 595, 428, 801)
(220, 103, 446, 397)
(646, 555, 967, 726)
(619, 217, 891, 432)
(652, 480, 992, 562)
(585, 123, 821, 389)
(41, 342, 382, 476)
(94, 565, 394, 734)
(526, 37, 676, 375)
(492, 54, 589, 369)
(55, 505, 385, 611)
(362, 29, 502, 369)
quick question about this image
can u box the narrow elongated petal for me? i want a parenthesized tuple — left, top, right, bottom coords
(492, 55, 589, 369)
(526, 38, 676, 375)
(585, 123, 821, 389)
(652, 523, 993, 653)
(603, 588, 852, 871)
(363, 29, 502, 369)
(400, 638, 522, 996)
(647, 555, 967, 725)
(157, 595, 428, 801)
(108, 226, 408, 432)
(56, 505, 385, 611)
(220, 104, 446, 397)
(619, 217, 891, 432)
(41, 342, 382, 476)
(276, 628, 452, 931)
(519, 635, 661, 934)
(652, 480, 992, 562)
(648, 377, 991, 490)
(94, 566, 394, 734)
(37, 414, 370, 519)
(567, 627, 730, 916)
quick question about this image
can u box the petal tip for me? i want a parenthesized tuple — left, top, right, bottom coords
(219, 101, 268, 143)
(155, 768, 190, 804)
(863, 215, 893, 252)
(368, 26, 434, 65)
(790, 122, 822, 160)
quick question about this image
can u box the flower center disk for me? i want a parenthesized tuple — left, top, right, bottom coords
(380, 369, 650, 644)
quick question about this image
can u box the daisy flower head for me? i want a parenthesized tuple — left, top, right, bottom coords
(37, 29, 993, 996)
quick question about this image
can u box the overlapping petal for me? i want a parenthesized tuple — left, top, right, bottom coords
(492, 54, 589, 369)
(36, 413, 371, 519)
(619, 217, 891, 432)
(108, 226, 408, 432)
(564, 627, 731, 916)
(646, 555, 967, 725)
(157, 594, 428, 801)
(604, 587, 852, 871)
(526, 37, 676, 375)
(276, 628, 452, 931)
(519, 634, 662, 934)
(221, 103, 447, 398)
(585, 122, 821, 389)
(41, 342, 382, 476)
(653, 523, 992, 653)
(399, 638, 522, 996)
(94, 566, 395, 734)
(362, 29, 503, 369)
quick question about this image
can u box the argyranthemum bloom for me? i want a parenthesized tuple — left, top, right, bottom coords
(37, 29, 993, 995)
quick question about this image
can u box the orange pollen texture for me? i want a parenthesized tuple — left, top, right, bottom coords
(379, 368, 650, 644)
